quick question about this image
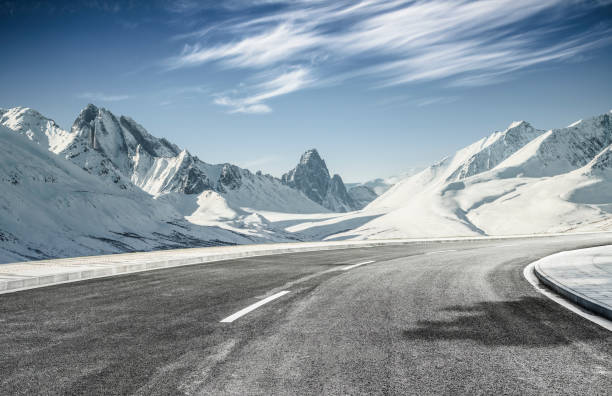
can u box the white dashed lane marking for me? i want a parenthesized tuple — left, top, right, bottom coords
(340, 260, 375, 271)
(220, 291, 290, 323)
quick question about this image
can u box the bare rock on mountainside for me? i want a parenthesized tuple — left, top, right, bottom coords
(281, 149, 359, 212)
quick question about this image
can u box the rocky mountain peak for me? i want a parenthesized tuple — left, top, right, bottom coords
(282, 149, 331, 205)
(507, 120, 530, 130)
(218, 164, 243, 192)
(282, 149, 358, 212)
(300, 148, 325, 166)
(72, 104, 102, 135)
(80, 103, 99, 120)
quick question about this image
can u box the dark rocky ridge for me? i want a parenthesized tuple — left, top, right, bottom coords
(282, 149, 362, 212)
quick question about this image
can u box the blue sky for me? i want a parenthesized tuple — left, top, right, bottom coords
(1, 0, 612, 182)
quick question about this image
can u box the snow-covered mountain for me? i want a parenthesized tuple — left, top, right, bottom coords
(368, 120, 545, 211)
(4, 104, 612, 261)
(58, 104, 329, 239)
(0, 105, 328, 262)
(290, 111, 612, 240)
(0, 109, 260, 262)
(61, 104, 326, 213)
(281, 149, 357, 212)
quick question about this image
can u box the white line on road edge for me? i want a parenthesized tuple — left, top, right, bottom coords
(523, 263, 612, 332)
(340, 260, 375, 271)
(220, 291, 290, 323)
(424, 249, 457, 255)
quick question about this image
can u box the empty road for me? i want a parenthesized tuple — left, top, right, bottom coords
(1, 234, 612, 395)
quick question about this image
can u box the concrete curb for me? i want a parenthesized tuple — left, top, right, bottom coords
(534, 260, 612, 321)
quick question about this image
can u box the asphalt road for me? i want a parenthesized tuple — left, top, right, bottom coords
(1, 234, 612, 395)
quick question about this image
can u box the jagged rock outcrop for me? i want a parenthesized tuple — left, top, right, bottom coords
(282, 149, 357, 212)
(217, 164, 243, 192)
(324, 174, 355, 212)
(281, 149, 330, 203)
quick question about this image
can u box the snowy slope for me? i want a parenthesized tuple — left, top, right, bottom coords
(290, 112, 612, 240)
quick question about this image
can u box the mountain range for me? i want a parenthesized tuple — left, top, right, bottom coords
(0, 105, 376, 262)
(296, 111, 612, 240)
(2, 104, 612, 262)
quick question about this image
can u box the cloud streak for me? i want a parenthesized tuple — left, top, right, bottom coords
(166, 0, 612, 113)
(213, 66, 312, 113)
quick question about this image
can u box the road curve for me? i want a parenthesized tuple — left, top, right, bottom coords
(1, 234, 612, 395)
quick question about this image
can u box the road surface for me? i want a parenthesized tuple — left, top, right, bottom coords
(1, 234, 612, 395)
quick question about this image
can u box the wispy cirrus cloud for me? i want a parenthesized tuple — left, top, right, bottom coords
(167, 23, 322, 70)
(213, 66, 312, 113)
(213, 97, 271, 114)
(77, 92, 131, 102)
(165, 0, 612, 113)
(369, 29, 612, 87)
